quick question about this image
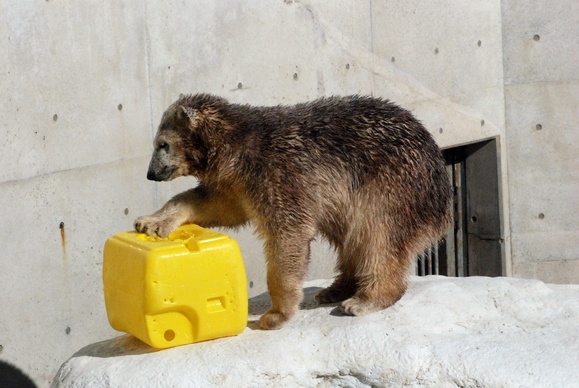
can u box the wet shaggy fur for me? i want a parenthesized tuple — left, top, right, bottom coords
(135, 94, 452, 330)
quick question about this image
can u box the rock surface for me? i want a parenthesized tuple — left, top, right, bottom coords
(53, 276, 579, 387)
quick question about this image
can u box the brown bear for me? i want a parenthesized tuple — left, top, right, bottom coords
(135, 94, 452, 330)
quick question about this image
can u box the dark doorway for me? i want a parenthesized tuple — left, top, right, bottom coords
(416, 138, 503, 277)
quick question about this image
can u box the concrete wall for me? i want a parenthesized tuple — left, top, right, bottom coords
(501, 0, 579, 282)
(0, 1, 576, 386)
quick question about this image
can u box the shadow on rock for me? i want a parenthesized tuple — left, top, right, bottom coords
(71, 335, 158, 358)
(248, 286, 329, 316)
(73, 286, 333, 356)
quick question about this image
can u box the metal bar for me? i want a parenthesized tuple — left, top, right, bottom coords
(454, 160, 466, 277)
(434, 242, 439, 275)
(445, 163, 457, 277)
(427, 245, 432, 275)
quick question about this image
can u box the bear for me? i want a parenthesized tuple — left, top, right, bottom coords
(135, 93, 452, 330)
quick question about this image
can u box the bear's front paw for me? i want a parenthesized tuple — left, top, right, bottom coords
(134, 215, 180, 238)
(259, 309, 290, 330)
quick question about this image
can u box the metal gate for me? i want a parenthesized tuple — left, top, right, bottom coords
(416, 138, 503, 277)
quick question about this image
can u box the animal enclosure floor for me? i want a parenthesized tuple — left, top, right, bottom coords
(53, 276, 579, 387)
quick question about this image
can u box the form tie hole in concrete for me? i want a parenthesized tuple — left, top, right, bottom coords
(164, 330, 176, 342)
(237, 82, 243, 89)
(471, 216, 478, 223)
(536, 124, 543, 130)
(65, 327, 71, 335)
(538, 213, 545, 220)
(478, 40, 482, 47)
(434, 47, 439, 54)
(117, 104, 123, 111)
(533, 34, 540, 41)
(439, 128, 443, 134)
(345, 63, 350, 70)
(249, 281, 254, 288)
(481, 120, 485, 127)
(53, 114, 58, 122)
(293, 73, 298, 80)
(391, 57, 396, 63)
(124, 208, 129, 215)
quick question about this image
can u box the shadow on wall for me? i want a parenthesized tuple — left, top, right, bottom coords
(0, 360, 37, 388)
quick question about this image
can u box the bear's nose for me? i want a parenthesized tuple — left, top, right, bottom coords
(147, 169, 159, 181)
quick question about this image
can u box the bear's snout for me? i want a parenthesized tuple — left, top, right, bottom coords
(147, 169, 162, 181)
(147, 158, 175, 182)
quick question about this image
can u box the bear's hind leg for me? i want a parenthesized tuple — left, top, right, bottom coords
(315, 274, 356, 305)
(315, 249, 357, 304)
(339, 241, 411, 316)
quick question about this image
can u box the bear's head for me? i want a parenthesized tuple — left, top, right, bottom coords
(146, 94, 229, 182)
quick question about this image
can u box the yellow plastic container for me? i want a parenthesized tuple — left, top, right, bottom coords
(103, 224, 248, 349)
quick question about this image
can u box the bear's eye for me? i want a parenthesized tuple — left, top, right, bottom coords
(158, 141, 169, 151)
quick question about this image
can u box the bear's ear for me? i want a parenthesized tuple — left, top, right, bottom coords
(179, 105, 197, 123)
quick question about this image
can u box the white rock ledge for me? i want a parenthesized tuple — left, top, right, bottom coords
(53, 276, 579, 388)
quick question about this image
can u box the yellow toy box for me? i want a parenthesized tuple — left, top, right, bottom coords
(103, 224, 248, 349)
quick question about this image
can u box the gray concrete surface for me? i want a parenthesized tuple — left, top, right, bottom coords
(0, 1, 577, 386)
(502, 0, 579, 280)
